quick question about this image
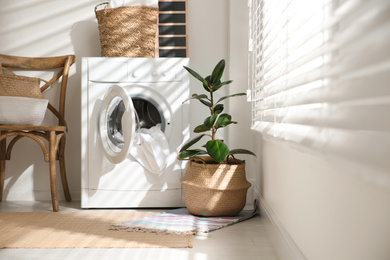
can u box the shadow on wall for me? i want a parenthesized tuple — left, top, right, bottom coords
(69, 19, 101, 123)
(0, 1, 103, 201)
(70, 21, 101, 58)
(69, 20, 101, 120)
(65, 20, 101, 196)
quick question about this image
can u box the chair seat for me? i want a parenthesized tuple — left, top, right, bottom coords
(0, 125, 66, 132)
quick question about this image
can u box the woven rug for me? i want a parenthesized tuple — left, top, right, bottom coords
(0, 211, 192, 249)
(111, 205, 259, 235)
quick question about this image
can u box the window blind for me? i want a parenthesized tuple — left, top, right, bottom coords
(249, 0, 390, 188)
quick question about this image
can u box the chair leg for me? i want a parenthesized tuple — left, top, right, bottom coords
(0, 134, 6, 202)
(0, 159, 4, 202)
(59, 138, 71, 202)
(49, 131, 59, 212)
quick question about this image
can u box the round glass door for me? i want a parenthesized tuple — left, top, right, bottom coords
(100, 84, 173, 164)
(100, 85, 136, 164)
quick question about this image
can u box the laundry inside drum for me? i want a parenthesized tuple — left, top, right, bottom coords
(132, 97, 164, 131)
(106, 96, 165, 150)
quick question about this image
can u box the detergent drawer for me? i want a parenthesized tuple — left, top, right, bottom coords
(87, 57, 184, 83)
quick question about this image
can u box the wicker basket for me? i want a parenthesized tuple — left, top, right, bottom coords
(181, 157, 251, 217)
(0, 61, 45, 99)
(0, 96, 48, 125)
(0, 60, 48, 125)
(95, 3, 158, 57)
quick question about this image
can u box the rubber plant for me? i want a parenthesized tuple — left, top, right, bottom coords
(178, 59, 255, 163)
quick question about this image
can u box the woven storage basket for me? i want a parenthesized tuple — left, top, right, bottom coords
(181, 157, 251, 217)
(95, 3, 158, 57)
(0, 60, 48, 125)
(0, 65, 45, 99)
(0, 96, 48, 125)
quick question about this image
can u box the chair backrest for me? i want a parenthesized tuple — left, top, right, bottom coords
(0, 54, 76, 127)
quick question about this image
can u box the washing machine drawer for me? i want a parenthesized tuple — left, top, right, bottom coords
(88, 58, 184, 83)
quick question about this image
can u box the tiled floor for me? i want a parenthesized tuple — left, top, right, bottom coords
(0, 201, 279, 260)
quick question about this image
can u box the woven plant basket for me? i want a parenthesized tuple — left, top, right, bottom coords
(95, 3, 158, 57)
(181, 157, 251, 217)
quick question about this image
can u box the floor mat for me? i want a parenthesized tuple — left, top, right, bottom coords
(111, 204, 259, 235)
(0, 211, 192, 248)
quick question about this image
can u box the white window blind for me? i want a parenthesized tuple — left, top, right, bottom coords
(249, 0, 390, 188)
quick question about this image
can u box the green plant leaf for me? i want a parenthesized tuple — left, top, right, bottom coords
(213, 104, 224, 115)
(198, 98, 212, 107)
(178, 149, 208, 159)
(194, 124, 211, 133)
(215, 113, 237, 129)
(203, 76, 212, 92)
(180, 134, 206, 152)
(206, 140, 230, 163)
(229, 149, 256, 156)
(183, 94, 212, 107)
(211, 59, 225, 85)
(182, 93, 208, 103)
(192, 93, 208, 99)
(204, 115, 218, 128)
(183, 66, 208, 87)
(212, 80, 233, 92)
(216, 92, 246, 104)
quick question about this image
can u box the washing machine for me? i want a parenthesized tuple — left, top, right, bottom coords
(81, 57, 189, 208)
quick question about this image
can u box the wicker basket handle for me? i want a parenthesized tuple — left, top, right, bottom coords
(0, 59, 10, 75)
(95, 2, 109, 15)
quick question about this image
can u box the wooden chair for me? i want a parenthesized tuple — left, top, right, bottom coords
(0, 54, 76, 211)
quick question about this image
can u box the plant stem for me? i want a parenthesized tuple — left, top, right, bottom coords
(210, 88, 216, 140)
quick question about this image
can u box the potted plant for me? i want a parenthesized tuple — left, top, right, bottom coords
(178, 59, 255, 217)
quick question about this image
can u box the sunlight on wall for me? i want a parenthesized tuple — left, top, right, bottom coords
(0, 1, 100, 56)
(0, 0, 102, 200)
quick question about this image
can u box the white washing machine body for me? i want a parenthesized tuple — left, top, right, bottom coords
(81, 57, 190, 208)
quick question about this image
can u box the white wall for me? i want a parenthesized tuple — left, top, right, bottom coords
(227, 0, 260, 196)
(261, 138, 390, 260)
(0, 0, 102, 200)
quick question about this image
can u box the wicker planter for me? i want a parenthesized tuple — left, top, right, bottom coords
(181, 157, 251, 217)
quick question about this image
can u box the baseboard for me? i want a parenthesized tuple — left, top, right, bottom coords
(245, 184, 254, 207)
(3, 190, 81, 202)
(253, 186, 307, 260)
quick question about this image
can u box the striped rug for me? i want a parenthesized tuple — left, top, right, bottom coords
(110, 205, 258, 235)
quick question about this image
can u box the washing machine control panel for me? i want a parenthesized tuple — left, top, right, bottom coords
(88, 58, 185, 83)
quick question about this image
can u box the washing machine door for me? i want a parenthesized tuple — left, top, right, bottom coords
(99, 85, 136, 164)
